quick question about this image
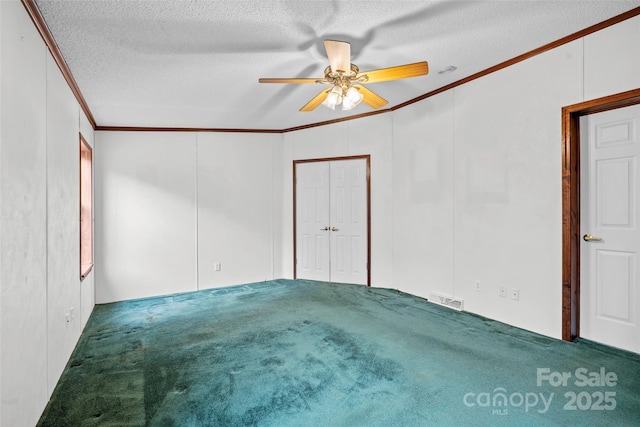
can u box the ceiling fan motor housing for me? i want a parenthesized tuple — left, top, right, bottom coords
(323, 64, 367, 92)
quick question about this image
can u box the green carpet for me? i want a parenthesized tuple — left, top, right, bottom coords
(38, 280, 640, 426)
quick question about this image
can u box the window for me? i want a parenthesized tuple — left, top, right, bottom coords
(80, 134, 93, 280)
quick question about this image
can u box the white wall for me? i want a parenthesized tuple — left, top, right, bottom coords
(0, 3, 47, 425)
(197, 132, 279, 288)
(95, 131, 279, 303)
(449, 39, 581, 336)
(584, 15, 640, 100)
(0, 1, 95, 425)
(392, 91, 455, 300)
(393, 17, 639, 338)
(45, 51, 87, 396)
(95, 132, 198, 302)
(0, 1, 4, 423)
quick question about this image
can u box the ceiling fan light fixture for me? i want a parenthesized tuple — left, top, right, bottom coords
(260, 40, 427, 112)
(323, 86, 343, 110)
(342, 86, 364, 111)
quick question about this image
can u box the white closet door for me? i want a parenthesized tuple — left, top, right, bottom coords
(296, 162, 331, 281)
(295, 158, 368, 285)
(329, 159, 368, 285)
(581, 104, 640, 354)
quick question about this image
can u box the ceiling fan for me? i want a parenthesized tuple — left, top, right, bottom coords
(259, 40, 429, 112)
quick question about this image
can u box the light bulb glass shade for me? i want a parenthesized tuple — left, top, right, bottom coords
(323, 86, 343, 110)
(330, 85, 343, 96)
(342, 86, 364, 111)
(322, 96, 336, 110)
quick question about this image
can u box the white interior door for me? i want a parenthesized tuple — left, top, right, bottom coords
(580, 104, 640, 354)
(295, 158, 368, 285)
(296, 161, 331, 281)
(329, 159, 368, 285)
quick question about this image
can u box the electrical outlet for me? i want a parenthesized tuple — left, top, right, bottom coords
(510, 288, 520, 301)
(214, 263, 221, 272)
(475, 281, 481, 291)
(499, 287, 507, 298)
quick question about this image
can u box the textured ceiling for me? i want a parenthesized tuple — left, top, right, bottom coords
(34, 1, 640, 131)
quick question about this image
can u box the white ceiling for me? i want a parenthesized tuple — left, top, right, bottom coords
(34, 1, 640, 131)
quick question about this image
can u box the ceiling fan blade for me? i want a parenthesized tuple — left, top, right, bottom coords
(353, 85, 388, 109)
(259, 77, 324, 84)
(358, 61, 429, 83)
(324, 40, 351, 74)
(300, 88, 331, 112)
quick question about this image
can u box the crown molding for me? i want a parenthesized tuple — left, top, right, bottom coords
(21, 0, 97, 129)
(95, 126, 284, 134)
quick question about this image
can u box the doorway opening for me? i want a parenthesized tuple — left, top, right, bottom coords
(293, 155, 371, 286)
(562, 88, 640, 342)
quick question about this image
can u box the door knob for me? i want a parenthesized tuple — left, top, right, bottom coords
(331, 227, 339, 231)
(583, 234, 602, 242)
(321, 226, 329, 231)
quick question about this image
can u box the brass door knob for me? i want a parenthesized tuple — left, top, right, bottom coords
(583, 234, 602, 242)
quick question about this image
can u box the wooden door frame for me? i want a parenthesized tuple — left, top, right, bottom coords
(293, 155, 372, 286)
(562, 88, 640, 341)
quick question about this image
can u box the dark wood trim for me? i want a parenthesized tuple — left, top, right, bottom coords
(21, 0, 97, 129)
(96, 126, 284, 134)
(365, 158, 372, 287)
(293, 155, 372, 286)
(96, 111, 392, 134)
(294, 155, 373, 164)
(561, 88, 640, 341)
(394, 7, 640, 112)
(292, 161, 298, 280)
(281, 110, 391, 133)
(561, 105, 580, 341)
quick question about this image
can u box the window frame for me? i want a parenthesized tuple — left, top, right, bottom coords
(80, 134, 93, 280)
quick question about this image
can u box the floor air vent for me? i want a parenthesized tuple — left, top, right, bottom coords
(429, 292, 464, 311)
